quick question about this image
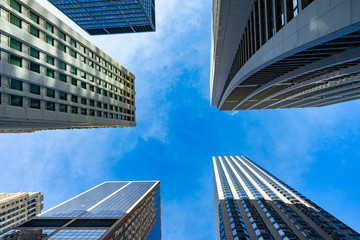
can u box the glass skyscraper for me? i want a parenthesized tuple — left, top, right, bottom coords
(213, 156, 360, 240)
(48, 0, 156, 35)
(0, 181, 161, 240)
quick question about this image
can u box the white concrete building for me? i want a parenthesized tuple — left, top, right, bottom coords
(0, 0, 136, 132)
(0, 192, 43, 234)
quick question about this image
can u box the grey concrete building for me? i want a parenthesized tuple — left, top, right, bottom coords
(211, 0, 360, 110)
(0, 192, 43, 234)
(213, 156, 360, 240)
(0, 0, 136, 133)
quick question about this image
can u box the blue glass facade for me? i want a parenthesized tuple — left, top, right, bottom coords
(48, 0, 156, 35)
(3, 181, 161, 240)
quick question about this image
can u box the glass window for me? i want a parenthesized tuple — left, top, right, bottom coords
(81, 98, 87, 105)
(30, 84, 40, 94)
(71, 39, 76, 47)
(30, 62, 40, 73)
(59, 92, 67, 100)
(9, 13, 21, 28)
(97, 102, 101, 108)
(81, 82, 86, 89)
(81, 56, 85, 63)
(30, 47, 39, 59)
(80, 45, 85, 53)
(89, 100, 94, 106)
(46, 55, 54, 65)
(10, 0, 21, 12)
(46, 102, 55, 111)
(71, 95, 77, 103)
(103, 103, 108, 109)
(80, 72, 86, 79)
(59, 73, 67, 82)
(10, 95, 22, 107)
(10, 79, 22, 91)
(70, 67, 77, 75)
(89, 75, 94, 82)
(10, 55, 22, 67)
(59, 31, 66, 41)
(10, 38, 21, 51)
(97, 111, 101, 117)
(29, 11, 39, 24)
(71, 106, 78, 114)
(30, 99, 40, 109)
(46, 22, 54, 33)
(70, 49, 77, 58)
(103, 90, 107, 97)
(90, 109, 95, 116)
(30, 25, 39, 38)
(81, 108, 87, 115)
(59, 61, 66, 70)
(97, 88, 101, 94)
(89, 85, 94, 92)
(60, 104, 67, 112)
(46, 88, 55, 98)
(47, 69, 55, 78)
(59, 43, 66, 52)
(46, 35, 54, 46)
(71, 78, 77, 86)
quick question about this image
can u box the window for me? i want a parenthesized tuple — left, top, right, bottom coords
(97, 111, 101, 117)
(89, 100, 94, 106)
(103, 104, 108, 109)
(46, 35, 54, 46)
(30, 25, 39, 38)
(96, 56, 100, 62)
(109, 105, 113, 111)
(71, 78, 77, 86)
(70, 67, 77, 75)
(9, 13, 21, 28)
(59, 92, 67, 100)
(81, 82, 86, 89)
(70, 49, 77, 58)
(30, 99, 40, 109)
(10, 79, 22, 91)
(59, 61, 66, 70)
(10, 38, 22, 51)
(10, 95, 22, 107)
(97, 88, 101, 94)
(89, 85, 94, 92)
(10, 0, 21, 12)
(81, 98, 87, 105)
(71, 95, 77, 103)
(46, 88, 55, 98)
(30, 62, 40, 73)
(89, 75, 94, 82)
(109, 113, 113, 119)
(59, 73, 67, 82)
(29, 11, 39, 24)
(81, 56, 85, 63)
(46, 102, 55, 111)
(89, 51, 93, 58)
(80, 45, 86, 53)
(90, 109, 95, 116)
(47, 69, 55, 78)
(80, 72, 86, 79)
(30, 84, 40, 94)
(46, 22, 54, 33)
(70, 39, 76, 47)
(60, 104, 67, 112)
(97, 102, 101, 108)
(97, 79, 101, 85)
(30, 48, 39, 59)
(59, 31, 66, 41)
(103, 90, 107, 97)
(10, 54, 22, 67)
(58, 43, 66, 52)
(46, 55, 54, 65)
(71, 106, 78, 114)
(81, 108, 87, 115)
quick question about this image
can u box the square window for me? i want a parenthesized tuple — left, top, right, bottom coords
(103, 104, 107, 109)
(10, 95, 22, 107)
(10, 0, 21, 12)
(10, 38, 22, 51)
(81, 108, 87, 115)
(89, 85, 94, 92)
(97, 88, 101, 94)
(30, 48, 39, 59)
(59, 92, 67, 100)
(90, 109, 95, 116)
(81, 82, 86, 89)
(10, 54, 22, 67)
(59, 31, 66, 41)
(97, 102, 101, 108)
(10, 79, 22, 91)
(81, 98, 87, 105)
(59, 74, 67, 82)
(29, 11, 39, 24)
(46, 102, 55, 111)
(30, 99, 40, 109)
(71, 78, 77, 86)
(71, 39, 76, 47)
(59, 61, 66, 70)
(80, 72, 86, 79)
(46, 88, 55, 98)
(70, 49, 77, 58)
(29, 25, 39, 38)
(58, 43, 66, 52)
(30, 62, 40, 73)
(109, 113, 113, 119)
(46, 22, 54, 33)
(80, 45, 85, 53)
(70, 67, 77, 75)
(89, 100, 94, 106)
(46, 69, 55, 78)
(109, 105, 113, 111)
(97, 111, 101, 117)
(46, 35, 54, 46)
(71, 106, 77, 114)
(46, 55, 54, 65)
(103, 91, 107, 97)
(71, 95, 77, 103)
(30, 84, 40, 94)
(60, 104, 67, 112)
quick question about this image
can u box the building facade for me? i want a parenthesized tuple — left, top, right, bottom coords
(0, 181, 161, 240)
(0, 0, 136, 133)
(0, 192, 43, 234)
(48, 0, 156, 35)
(213, 156, 360, 240)
(210, 0, 360, 110)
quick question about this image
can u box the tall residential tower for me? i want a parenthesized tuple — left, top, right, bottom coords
(0, 181, 161, 240)
(213, 156, 360, 240)
(211, 0, 360, 110)
(0, 0, 136, 133)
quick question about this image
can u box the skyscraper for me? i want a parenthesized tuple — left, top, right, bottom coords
(0, 192, 43, 234)
(48, 0, 156, 35)
(210, 0, 360, 110)
(0, 0, 136, 133)
(0, 181, 161, 240)
(213, 156, 360, 240)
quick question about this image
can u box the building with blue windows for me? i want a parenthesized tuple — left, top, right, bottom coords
(0, 181, 161, 240)
(213, 156, 360, 240)
(48, 0, 156, 35)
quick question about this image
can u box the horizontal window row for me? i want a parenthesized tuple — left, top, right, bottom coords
(6, 94, 134, 121)
(7, 36, 134, 96)
(7, 54, 134, 105)
(8, 0, 134, 87)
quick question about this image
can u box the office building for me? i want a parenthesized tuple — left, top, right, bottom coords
(0, 181, 161, 240)
(213, 156, 360, 240)
(0, 192, 43, 234)
(210, 0, 360, 110)
(0, 0, 136, 133)
(48, 0, 156, 35)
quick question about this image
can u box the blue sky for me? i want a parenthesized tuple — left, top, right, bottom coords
(1, 0, 360, 239)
